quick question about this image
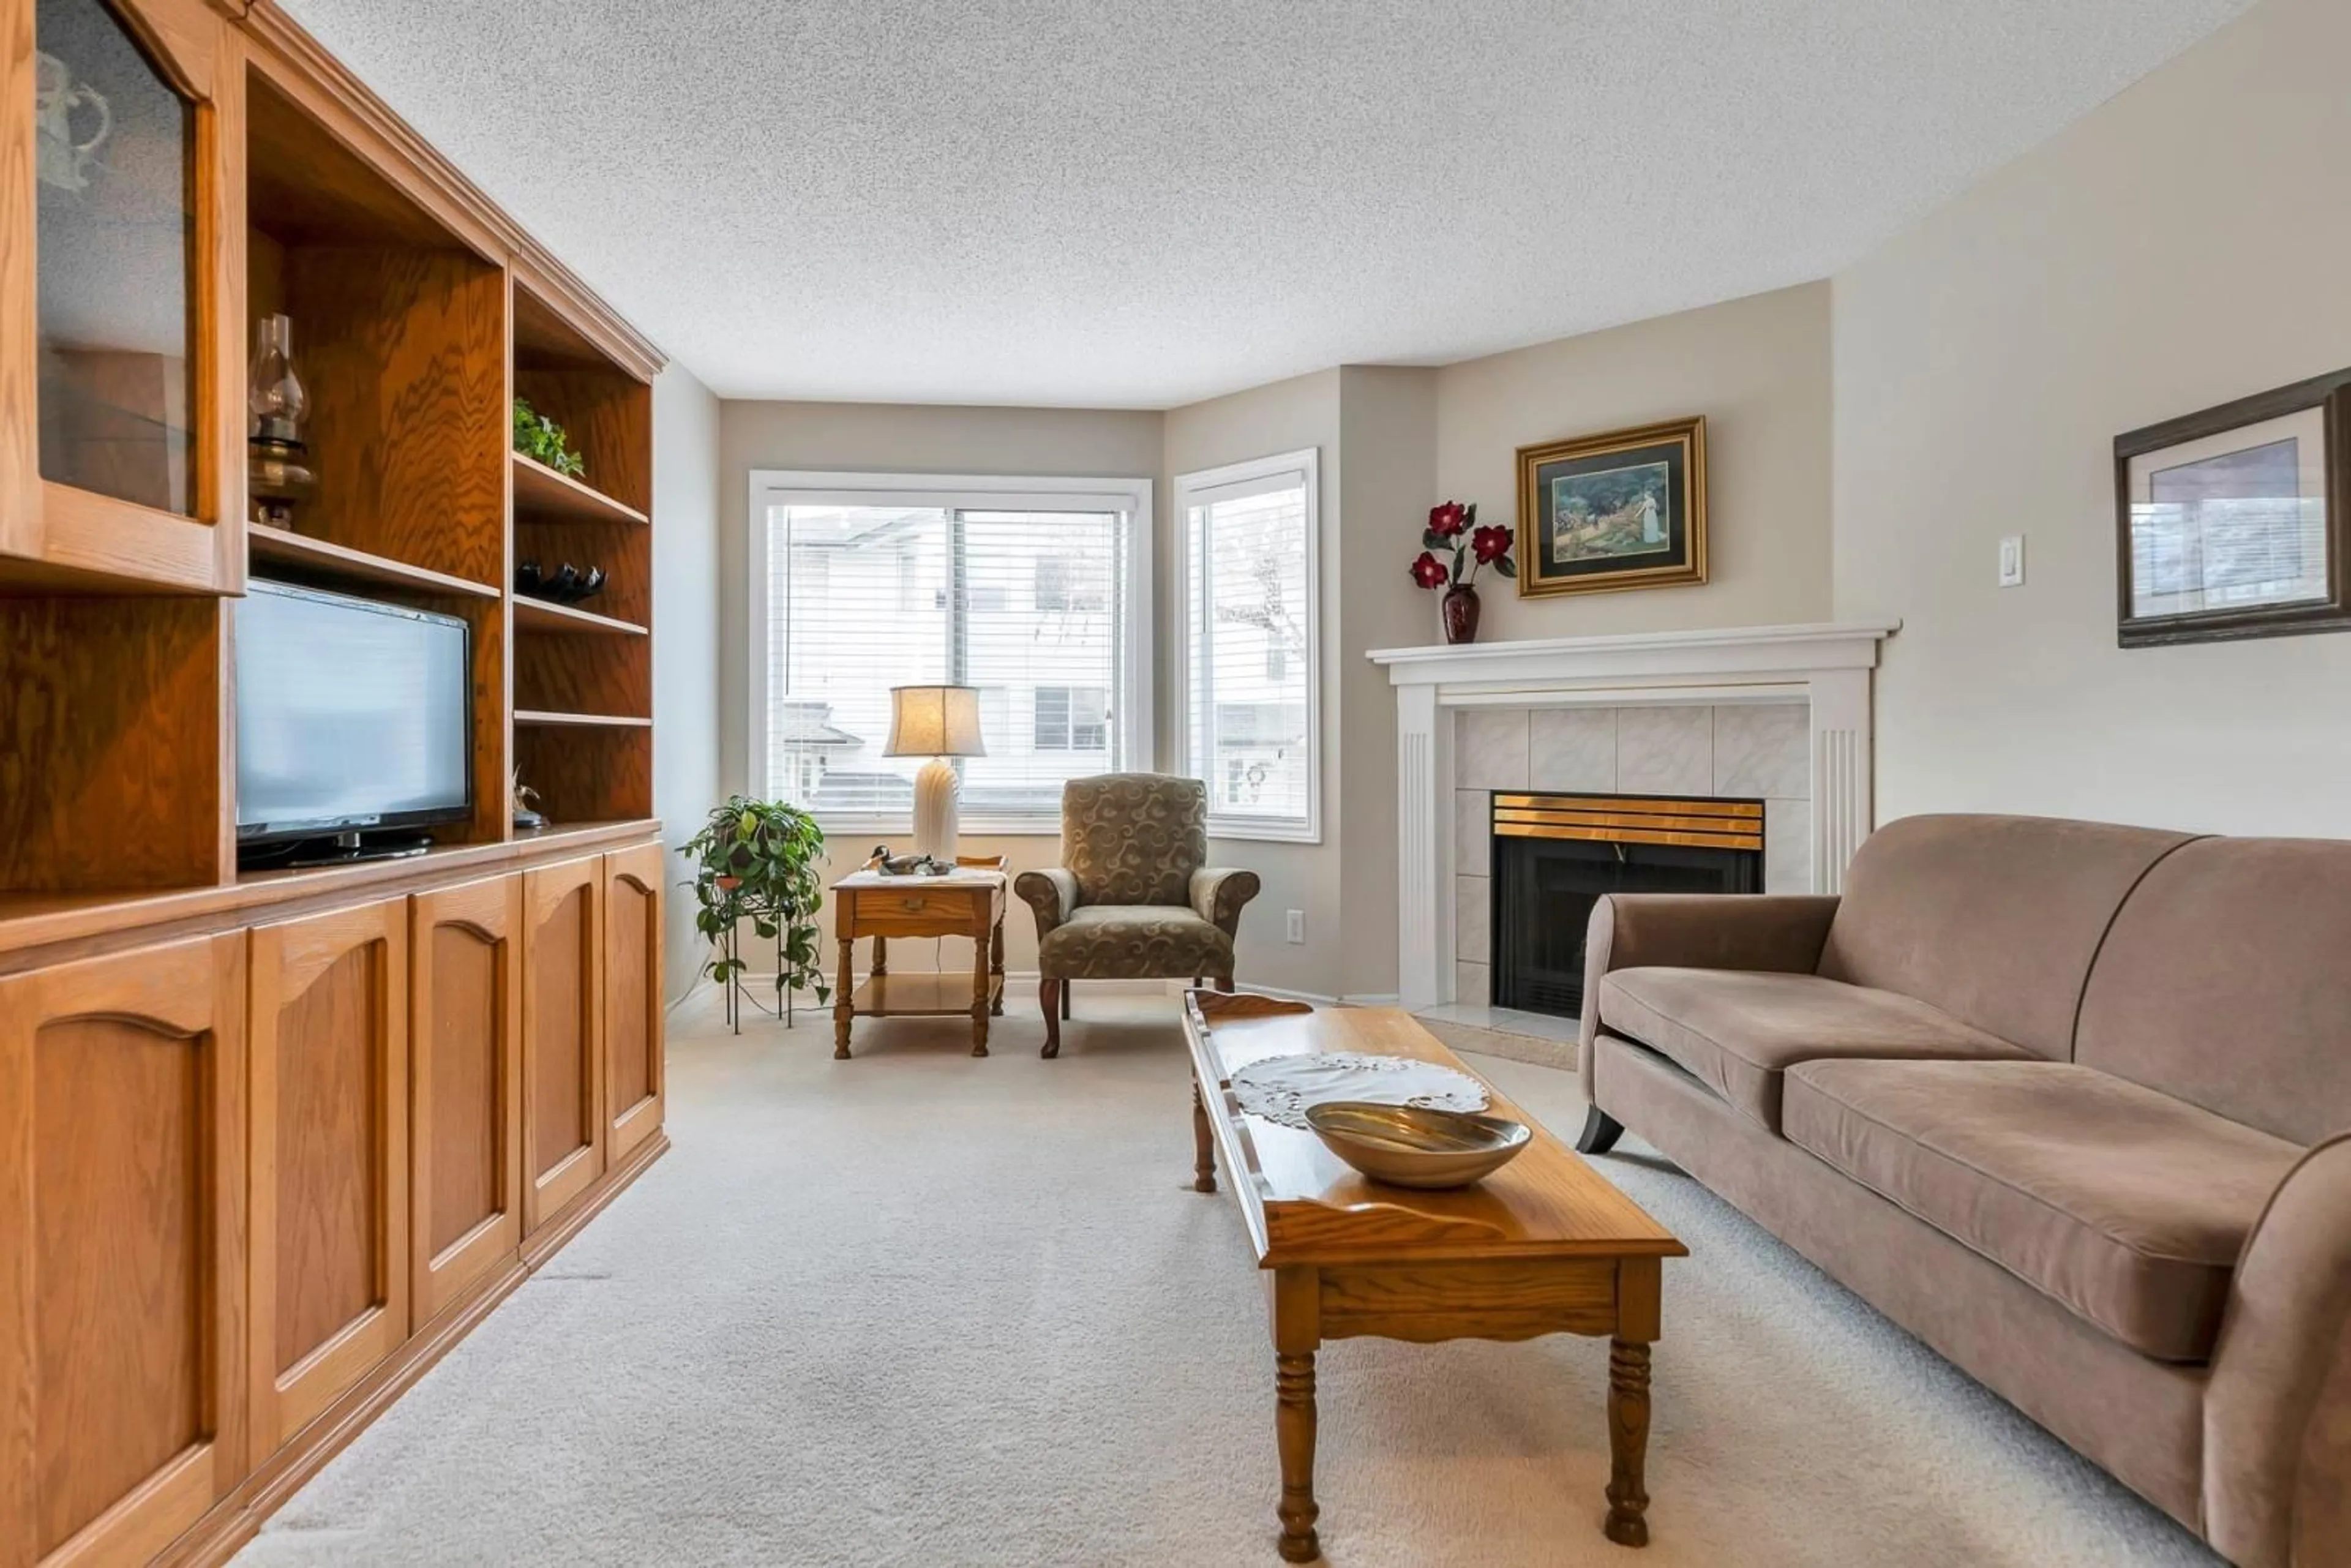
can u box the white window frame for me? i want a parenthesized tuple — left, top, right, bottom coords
(747, 468, 1154, 837)
(1174, 448, 1322, 844)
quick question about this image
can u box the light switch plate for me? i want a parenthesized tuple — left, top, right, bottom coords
(1285, 909, 1305, 944)
(1998, 535, 2026, 587)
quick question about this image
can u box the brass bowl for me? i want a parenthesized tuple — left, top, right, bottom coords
(1303, 1101, 1532, 1190)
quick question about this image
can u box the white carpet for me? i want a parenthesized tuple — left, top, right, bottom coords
(238, 989, 2221, 1567)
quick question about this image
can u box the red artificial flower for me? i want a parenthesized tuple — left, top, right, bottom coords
(1471, 524, 1512, 564)
(1408, 550, 1450, 589)
(1427, 501, 1467, 538)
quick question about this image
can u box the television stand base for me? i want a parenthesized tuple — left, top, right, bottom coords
(240, 829, 436, 872)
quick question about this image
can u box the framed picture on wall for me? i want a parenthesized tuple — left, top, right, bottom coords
(2115, 367, 2351, 647)
(1514, 416, 1708, 598)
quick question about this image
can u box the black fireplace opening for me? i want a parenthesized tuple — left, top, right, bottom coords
(1489, 793, 1762, 1019)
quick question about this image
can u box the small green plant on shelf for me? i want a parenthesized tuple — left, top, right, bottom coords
(512, 397, 586, 479)
(681, 795, 830, 1024)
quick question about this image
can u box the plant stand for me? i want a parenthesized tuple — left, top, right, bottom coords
(716, 915, 803, 1034)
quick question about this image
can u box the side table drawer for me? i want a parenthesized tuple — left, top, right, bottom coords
(851, 887, 978, 932)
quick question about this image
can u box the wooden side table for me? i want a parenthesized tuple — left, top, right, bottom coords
(830, 860, 1007, 1058)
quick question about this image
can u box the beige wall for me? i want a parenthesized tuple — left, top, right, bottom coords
(1162, 370, 1351, 996)
(715, 399, 1166, 985)
(650, 362, 724, 1002)
(1833, 0, 2351, 835)
(1335, 367, 1438, 999)
(1434, 282, 1834, 644)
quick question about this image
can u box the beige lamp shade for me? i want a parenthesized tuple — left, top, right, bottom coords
(885, 684, 986, 758)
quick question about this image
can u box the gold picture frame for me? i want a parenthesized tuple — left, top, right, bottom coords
(1515, 416, 1708, 597)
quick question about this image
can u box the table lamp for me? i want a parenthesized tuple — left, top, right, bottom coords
(885, 684, 986, 862)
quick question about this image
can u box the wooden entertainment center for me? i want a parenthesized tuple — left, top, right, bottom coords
(1, 1, 667, 1561)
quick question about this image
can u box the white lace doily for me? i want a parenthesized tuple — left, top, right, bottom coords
(1230, 1051, 1490, 1131)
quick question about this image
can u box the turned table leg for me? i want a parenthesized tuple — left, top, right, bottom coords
(1605, 1338, 1653, 1546)
(970, 926, 991, 1056)
(833, 936, 854, 1059)
(871, 934, 887, 975)
(989, 918, 1005, 1016)
(1270, 1267, 1321, 1563)
(1190, 1078, 1217, 1193)
(1275, 1351, 1320, 1562)
(1606, 1254, 1660, 1546)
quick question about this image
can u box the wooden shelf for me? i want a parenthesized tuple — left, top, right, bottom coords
(512, 596, 647, 636)
(248, 525, 501, 599)
(849, 972, 1005, 1017)
(512, 452, 648, 527)
(513, 709, 652, 729)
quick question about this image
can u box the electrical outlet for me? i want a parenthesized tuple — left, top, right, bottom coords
(1285, 909, 1305, 945)
(1998, 535, 2026, 587)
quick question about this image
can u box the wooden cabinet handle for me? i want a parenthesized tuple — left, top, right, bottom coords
(901, 896, 925, 911)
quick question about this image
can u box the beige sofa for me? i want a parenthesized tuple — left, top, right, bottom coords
(1577, 814, 2351, 1567)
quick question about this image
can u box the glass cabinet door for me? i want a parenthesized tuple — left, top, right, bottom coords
(32, 0, 198, 515)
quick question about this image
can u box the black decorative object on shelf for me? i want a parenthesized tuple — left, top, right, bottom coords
(514, 559, 607, 605)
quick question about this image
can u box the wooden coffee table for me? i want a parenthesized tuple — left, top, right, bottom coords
(830, 861, 1007, 1057)
(1179, 992, 1686, 1561)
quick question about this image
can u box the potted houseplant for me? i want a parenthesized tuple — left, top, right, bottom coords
(512, 397, 587, 479)
(681, 795, 830, 1029)
(1408, 501, 1515, 644)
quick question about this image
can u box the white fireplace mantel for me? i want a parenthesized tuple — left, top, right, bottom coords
(1367, 620, 1900, 1010)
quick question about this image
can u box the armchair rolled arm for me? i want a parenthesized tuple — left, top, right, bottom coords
(1190, 867, 1261, 937)
(1580, 893, 1842, 1098)
(1014, 868, 1082, 938)
(2205, 1132, 2351, 1568)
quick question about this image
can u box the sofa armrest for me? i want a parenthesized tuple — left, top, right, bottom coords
(1190, 867, 1262, 937)
(1014, 868, 1082, 938)
(2205, 1132, 2351, 1568)
(1579, 893, 1842, 1099)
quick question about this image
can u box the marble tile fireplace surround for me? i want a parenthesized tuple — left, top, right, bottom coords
(1368, 621, 1899, 1012)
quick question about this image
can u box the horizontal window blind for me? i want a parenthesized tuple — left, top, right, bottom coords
(1183, 463, 1315, 836)
(765, 501, 1130, 821)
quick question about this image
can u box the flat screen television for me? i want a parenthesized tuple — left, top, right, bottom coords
(236, 579, 472, 857)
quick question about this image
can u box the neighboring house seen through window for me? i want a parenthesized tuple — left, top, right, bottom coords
(750, 473, 1153, 830)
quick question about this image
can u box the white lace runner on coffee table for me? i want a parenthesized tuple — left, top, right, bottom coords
(1229, 1051, 1490, 1131)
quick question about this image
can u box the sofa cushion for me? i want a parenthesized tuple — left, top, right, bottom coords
(1037, 904, 1232, 980)
(1816, 814, 2199, 1059)
(1783, 1058, 2301, 1362)
(2075, 835, 2351, 1146)
(1597, 968, 2034, 1131)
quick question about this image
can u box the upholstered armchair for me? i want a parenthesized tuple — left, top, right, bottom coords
(1016, 773, 1261, 1058)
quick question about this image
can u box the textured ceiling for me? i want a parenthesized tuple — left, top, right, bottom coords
(281, 0, 2252, 407)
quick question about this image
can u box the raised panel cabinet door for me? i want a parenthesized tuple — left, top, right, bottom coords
(603, 842, 664, 1163)
(0, 932, 247, 1568)
(409, 874, 523, 1330)
(522, 854, 604, 1236)
(246, 897, 411, 1456)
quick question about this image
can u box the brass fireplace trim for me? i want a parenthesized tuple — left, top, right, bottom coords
(1492, 793, 1763, 852)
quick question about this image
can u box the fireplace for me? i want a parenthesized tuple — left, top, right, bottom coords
(1490, 792, 1762, 1018)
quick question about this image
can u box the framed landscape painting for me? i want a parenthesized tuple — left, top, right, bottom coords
(2115, 367, 2351, 647)
(1515, 417, 1708, 598)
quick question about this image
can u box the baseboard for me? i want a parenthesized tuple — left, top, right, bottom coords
(1171, 980, 1401, 1008)
(159, 1131, 671, 1566)
(743, 969, 1173, 997)
(726, 971, 1392, 1007)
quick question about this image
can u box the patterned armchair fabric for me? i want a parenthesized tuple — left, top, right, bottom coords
(1063, 773, 1206, 906)
(1016, 775, 1261, 984)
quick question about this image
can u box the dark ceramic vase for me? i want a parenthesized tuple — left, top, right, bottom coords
(1441, 584, 1481, 645)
